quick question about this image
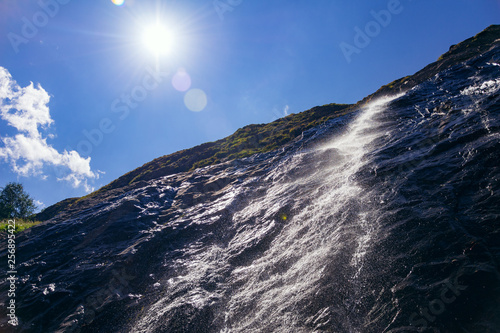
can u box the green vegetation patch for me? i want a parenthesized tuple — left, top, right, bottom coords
(0, 219, 41, 233)
(88, 102, 353, 197)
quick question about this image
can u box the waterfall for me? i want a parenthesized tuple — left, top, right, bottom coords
(128, 95, 403, 333)
(212, 95, 403, 332)
(5, 39, 500, 332)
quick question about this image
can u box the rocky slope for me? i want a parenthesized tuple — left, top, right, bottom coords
(1, 25, 499, 333)
(35, 25, 500, 223)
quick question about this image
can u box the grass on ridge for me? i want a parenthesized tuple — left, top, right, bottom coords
(0, 219, 41, 233)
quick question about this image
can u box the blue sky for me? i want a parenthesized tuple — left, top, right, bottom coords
(0, 0, 499, 210)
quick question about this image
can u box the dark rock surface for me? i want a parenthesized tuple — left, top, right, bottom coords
(1, 25, 499, 333)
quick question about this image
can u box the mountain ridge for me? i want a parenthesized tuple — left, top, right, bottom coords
(3, 24, 500, 333)
(35, 24, 500, 222)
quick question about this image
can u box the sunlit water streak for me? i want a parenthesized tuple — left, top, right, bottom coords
(222, 96, 403, 333)
(4, 42, 499, 333)
(131, 95, 403, 333)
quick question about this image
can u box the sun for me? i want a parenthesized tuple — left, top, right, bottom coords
(142, 23, 175, 56)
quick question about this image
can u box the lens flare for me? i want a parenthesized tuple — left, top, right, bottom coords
(172, 68, 191, 92)
(111, 0, 125, 6)
(184, 89, 207, 112)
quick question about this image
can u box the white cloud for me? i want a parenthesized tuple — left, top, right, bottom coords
(0, 67, 98, 192)
(283, 105, 289, 116)
(34, 200, 46, 212)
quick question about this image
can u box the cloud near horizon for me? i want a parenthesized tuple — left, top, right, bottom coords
(0, 67, 98, 192)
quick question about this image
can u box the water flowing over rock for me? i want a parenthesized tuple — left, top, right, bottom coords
(1, 27, 499, 333)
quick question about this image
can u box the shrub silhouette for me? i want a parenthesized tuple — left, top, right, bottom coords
(0, 182, 37, 219)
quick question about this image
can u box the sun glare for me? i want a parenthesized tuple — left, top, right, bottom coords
(142, 23, 174, 56)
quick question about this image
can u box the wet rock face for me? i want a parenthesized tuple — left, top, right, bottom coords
(1, 30, 500, 333)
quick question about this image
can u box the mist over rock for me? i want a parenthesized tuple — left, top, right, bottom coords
(1, 25, 499, 333)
